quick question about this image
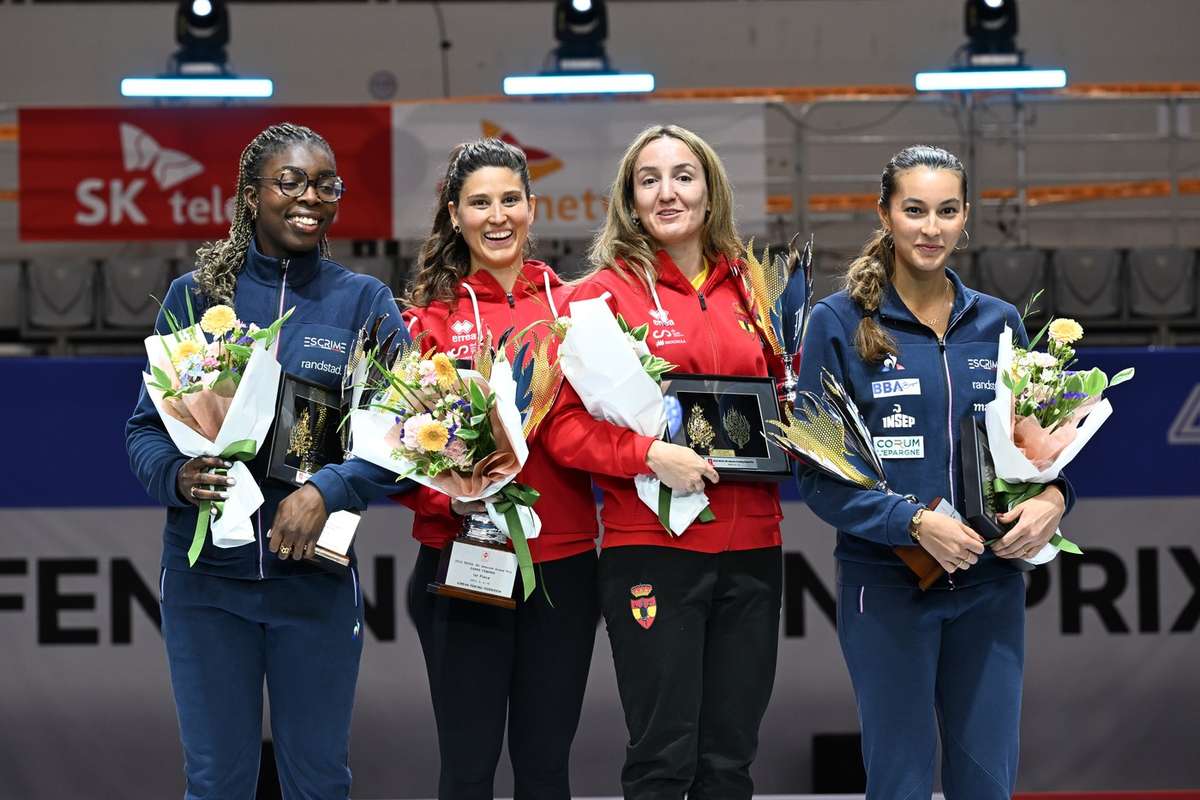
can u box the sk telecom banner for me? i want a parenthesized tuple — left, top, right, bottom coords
(391, 101, 768, 238)
(18, 106, 392, 241)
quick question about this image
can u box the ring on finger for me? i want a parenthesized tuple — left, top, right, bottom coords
(279, 545, 292, 556)
(190, 486, 199, 499)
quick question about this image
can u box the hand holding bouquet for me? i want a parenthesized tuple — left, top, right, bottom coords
(143, 298, 294, 565)
(985, 314, 1134, 563)
(348, 338, 541, 598)
(555, 297, 713, 536)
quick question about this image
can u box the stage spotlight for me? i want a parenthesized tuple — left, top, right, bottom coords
(503, 0, 653, 96)
(965, 0, 1019, 65)
(175, 0, 230, 69)
(555, 0, 609, 72)
(120, 0, 273, 99)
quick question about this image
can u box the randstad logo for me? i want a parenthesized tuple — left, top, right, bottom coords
(75, 123, 235, 227)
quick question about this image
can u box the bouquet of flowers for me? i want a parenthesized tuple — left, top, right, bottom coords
(985, 313, 1134, 563)
(347, 334, 542, 598)
(143, 298, 294, 566)
(554, 297, 713, 536)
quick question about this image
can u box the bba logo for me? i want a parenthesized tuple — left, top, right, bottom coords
(74, 124, 233, 227)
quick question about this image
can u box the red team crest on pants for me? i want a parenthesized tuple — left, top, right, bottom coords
(630, 584, 657, 629)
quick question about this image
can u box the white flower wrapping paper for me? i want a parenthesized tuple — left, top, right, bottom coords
(347, 359, 541, 541)
(142, 324, 282, 549)
(984, 325, 1113, 564)
(558, 296, 711, 536)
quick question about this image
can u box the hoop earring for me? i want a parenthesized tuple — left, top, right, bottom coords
(955, 229, 970, 251)
(631, 214, 641, 228)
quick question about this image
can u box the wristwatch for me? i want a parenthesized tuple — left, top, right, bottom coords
(908, 506, 927, 543)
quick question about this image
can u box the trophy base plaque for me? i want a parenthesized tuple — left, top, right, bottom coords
(427, 514, 518, 609)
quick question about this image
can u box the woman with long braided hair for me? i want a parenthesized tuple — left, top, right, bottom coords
(398, 138, 600, 800)
(126, 122, 411, 799)
(795, 145, 1074, 799)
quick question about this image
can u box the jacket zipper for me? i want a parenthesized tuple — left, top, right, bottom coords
(260, 258, 289, 579)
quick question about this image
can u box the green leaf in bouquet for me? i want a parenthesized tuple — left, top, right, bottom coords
(1109, 367, 1135, 387)
(630, 322, 649, 341)
(1050, 532, 1083, 554)
(456, 428, 480, 441)
(211, 370, 240, 397)
(150, 365, 175, 390)
(615, 313, 632, 334)
(469, 413, 487, 426)
(1021, 289, 1045, 323)
(225, 342, 253, 360)
(1027, 317, 1052, 351)
(1010, 372, 1030, 397)
(250, 306, 295, 350)
(1080, 367, 1107, 397)
(468, 380, 489, 412)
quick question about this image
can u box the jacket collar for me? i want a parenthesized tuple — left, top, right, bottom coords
(653, 249, 733, 293)
(878, 267, 979, 331)
(240, 236, 323, 289)
(458, 260, 559, 303)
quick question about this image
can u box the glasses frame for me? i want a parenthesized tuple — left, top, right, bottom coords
(252, 167, 346, 203)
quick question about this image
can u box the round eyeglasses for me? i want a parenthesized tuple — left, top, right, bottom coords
(253, 167, 345, 203)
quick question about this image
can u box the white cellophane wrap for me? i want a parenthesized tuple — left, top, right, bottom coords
(143, 325, 282, 549)
(984, 325, 1113, 564)
(348, 360, 541, 541)
(559, 296, 710, 536)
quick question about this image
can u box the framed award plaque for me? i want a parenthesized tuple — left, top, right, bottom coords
(267, 374, 348, 487)
(661, 373, 792, 481)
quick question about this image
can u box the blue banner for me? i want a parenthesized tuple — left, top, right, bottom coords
(2, 348, 1198, 507)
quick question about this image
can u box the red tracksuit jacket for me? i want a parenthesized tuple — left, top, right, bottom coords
(397, 261, 599, 563)
(541, 250, 782, 553)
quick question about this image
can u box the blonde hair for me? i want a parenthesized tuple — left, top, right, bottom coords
(847, 144, 968, 363)
(585, 124, 742, 290)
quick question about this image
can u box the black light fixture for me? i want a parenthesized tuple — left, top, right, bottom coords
(554, 0, 609, 72)
(174, 0, 231, 71)
(965, 0, 1020, 65)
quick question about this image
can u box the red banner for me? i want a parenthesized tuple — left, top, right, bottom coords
(18, 106, 392, 241)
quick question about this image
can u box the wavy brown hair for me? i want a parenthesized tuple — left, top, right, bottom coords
(194, 123, 334, 304)
(403, 138, 533, 309)
(586, 124, 742, 290)
(847, 144, 967, 363)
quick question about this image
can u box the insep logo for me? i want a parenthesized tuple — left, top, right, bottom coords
(74, 123, 234, 227)
(304, 336, 348, 354)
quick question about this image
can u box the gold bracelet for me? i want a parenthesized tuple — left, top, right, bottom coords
(908, 506, 927, 543)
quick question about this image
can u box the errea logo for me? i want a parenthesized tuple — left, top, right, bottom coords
(450, 319, 477, 343)
(649, 308, 674, 327)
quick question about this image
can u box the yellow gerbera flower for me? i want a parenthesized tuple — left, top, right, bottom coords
(432, 353, 458, 390)
(1048, 318, 1084, 345)
(416, 421, 450, 452)
(200, 305, 237, 336)
(171, 339, 202, 365)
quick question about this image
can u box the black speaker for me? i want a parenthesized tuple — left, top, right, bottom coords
(812, 732, 867, 792)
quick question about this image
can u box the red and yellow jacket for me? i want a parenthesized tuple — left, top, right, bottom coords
(541, 250, 782, 553)
(396, 260, 599, 563)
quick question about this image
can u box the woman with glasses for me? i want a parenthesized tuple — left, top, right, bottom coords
(126, 122, 410, 799)
(398, 138, 600, 800)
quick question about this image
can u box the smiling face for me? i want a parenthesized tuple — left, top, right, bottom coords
(631, 135, 709, 252)
(448, 166, 536, 275)
(244, 142, 338, 259)
(878, 166, 969, 278)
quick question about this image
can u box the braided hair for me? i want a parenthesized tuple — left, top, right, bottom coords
(194, 123, 335, 304)
(404, 138, 533, 309)
(846, 144, 967, 363)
